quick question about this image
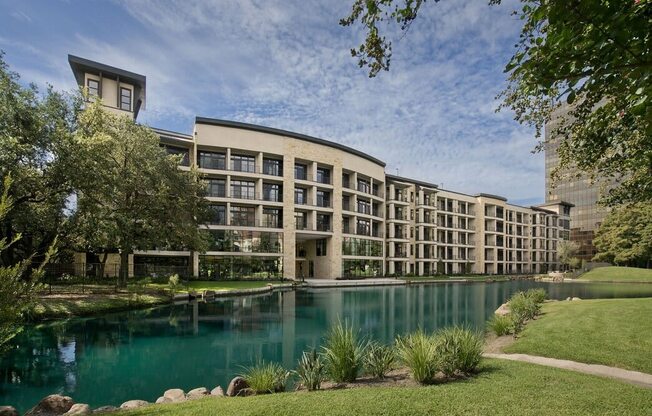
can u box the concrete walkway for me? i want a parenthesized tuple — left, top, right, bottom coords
(303, 278, 405, 288)
(484, 353, 652, 389)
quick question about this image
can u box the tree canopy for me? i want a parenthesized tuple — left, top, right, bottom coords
(593, 203, 652, 268)
(341, 0, 651, 205)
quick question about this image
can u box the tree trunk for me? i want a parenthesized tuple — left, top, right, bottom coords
(119, 251, 130, 287)
(99, 252, 108, 279)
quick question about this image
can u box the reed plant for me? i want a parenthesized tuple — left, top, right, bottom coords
(294, 349, 326, 391)
(364, 341, 395, 379)
(240, 360, 289, 394)
(395, 329, 438, 384)
(322, 320, 367, 382)
(435, 326, 484, 377)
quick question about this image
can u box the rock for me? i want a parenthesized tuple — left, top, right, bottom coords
(25, 394, 74, 416)
(155, 397, 172, 404)
(226, 376, 249, 397)
(92, 406, 118, 413)
(494, 302, 510, 316)
(163, 388, 186, 403)
(186, 387, 209, 400)
(204, 290, 216, 298)
(566, 297, 571, 301)
(0, 406, 18, 416)
(119, 400, 149, 410)
(210, 386, 225, 397)
(572, 297, 582, 301)
(63, 404, 91, 415)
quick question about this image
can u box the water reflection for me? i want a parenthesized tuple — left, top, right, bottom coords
(2, 281, 651, 412)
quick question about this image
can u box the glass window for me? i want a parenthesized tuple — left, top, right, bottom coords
(231, 155, 255, 172)
(163, 145, 189, 166)
(294, 163, 307, 180)
(357, 199, 371, 215)
(316, 239, 327, 256)
(294, 188, 307, 205)
(198, 151, 226, 170)
(294, 211, 307, 229)
(342, 195, 350, 211)
(263, 158, 282, 176)
(357, 179, 370, 194)
(342, 173, 350, 188)
(87, 79, 99, 97)
(317, 214, 330, 231)
(356, 219, 371, 236)
(230, 206, 255, 226)
(263, 183, 282, 202)
(316, 167, 330, 184)
(316, 190, 330, 207)
(120, 87, 132, 111)
(231, 180, 256, 199)
(199, 255, 282, 279)
(207, 204, 226, 225)
(262, 208, 282, 228)
(206, 178, 226, 197)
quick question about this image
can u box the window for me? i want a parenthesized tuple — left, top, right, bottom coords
(231, 180, 255, 199)
(342, 195, 351, 211)
(357, 199, 371, 215)
(163, 145, 189, 166)
(207, 205, 226, 225)
(342, 173, 350, 188)
(120, 87, 132, 111)
(198, 151, 226, 170)
(357, 179, 370, 194)
(316, 167, 330, 184)
(317, 214, 331, 231)
(263, 208, 282, 228)
(231, 155, 255, 172)
(206, 178, 226, 197)
(294, 188, 307, 205)
(316, 239, 327, 256)
(316, 190, 330, 207)
(230, 206, 255, 226)
(294, 163, 307, 180)
(263, 183, 282, 202)
(87, 79, 99, 97)
(356, 219, 371, 236)
(294, 211, 307, 229)
(262, 158, 282, 176)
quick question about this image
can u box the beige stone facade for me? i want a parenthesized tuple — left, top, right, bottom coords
(69, 55, 571, 279)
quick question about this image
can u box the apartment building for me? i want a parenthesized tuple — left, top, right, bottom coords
(69, 55, 571, 279)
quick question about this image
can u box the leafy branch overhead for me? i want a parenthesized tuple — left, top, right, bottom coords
(341, 0, 651, 205)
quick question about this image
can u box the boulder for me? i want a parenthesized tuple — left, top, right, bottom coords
(155, 397, 172, 404)
(572, 297, 582, 301)
(186, 387, 209, 400)
(119, 400, 149, 410)
(92, 406, 118, 413)
(226, 376, 249, 397)
(25, 394, 74, 416)
(163, 388, 186, 403)
(0, 406, 18, 416)
(566, 297, 571, 301)
(210, 386, 225, 397)
(63, 404, 91, 415)
(494, 302, 510, 316)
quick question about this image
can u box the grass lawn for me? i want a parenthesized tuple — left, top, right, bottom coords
(124, 359, 652, 416)
(147, 280, 283, 293)
(505, 298, 652, 373)
(32, 292, 169, 320)
(578, 266, 652, 282)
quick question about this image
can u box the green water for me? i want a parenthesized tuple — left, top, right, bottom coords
(2, 281, 652, 412)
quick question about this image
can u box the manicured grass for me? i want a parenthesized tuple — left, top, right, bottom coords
(505, 298, 652, 373)
(123, 359, 652, 416)
(148, 280, 283, 293)
(32, 292, 169, 320)
(578, 266, 652, 282)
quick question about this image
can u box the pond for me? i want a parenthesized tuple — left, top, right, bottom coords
(2, 280, 652, 412)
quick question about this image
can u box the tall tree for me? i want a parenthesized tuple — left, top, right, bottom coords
(557, 239, 580, 270)
(593, 203, 652, 268)
(0, 53, 82, 266)
(341, 1, 651, 205)
(71, 101, 210, 285)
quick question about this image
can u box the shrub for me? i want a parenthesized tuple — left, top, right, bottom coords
(395, 330, 438, 384)
(509, 292, 540, 322)
(322, 320, 367, 382)
(240, 360, 289, 394)
(294, 349, 326, 391)
(525, 288, 547, 304)
(435, 326, 484, 377)
(364, 341, 395, 379)
(487, 314, 512, 336)
(168, 274, 180, 293)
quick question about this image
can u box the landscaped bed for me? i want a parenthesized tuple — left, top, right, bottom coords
(577, 266, 652, 282)
(504, 297, 652, 374)
(122, 359, 652, 416)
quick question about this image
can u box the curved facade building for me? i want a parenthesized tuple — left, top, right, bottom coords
(69, 55, 571, 280)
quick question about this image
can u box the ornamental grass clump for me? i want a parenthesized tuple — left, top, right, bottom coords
(525, 288, 547, 304)
(364, 341, 395, 379)
(435, 326, 484, 377)
(294, 349, 326, 391)
(395, 330, 438, 384)
(240, 360, 289, 394)
(322, 320, 367, 382)
(487, 313, 513, 336)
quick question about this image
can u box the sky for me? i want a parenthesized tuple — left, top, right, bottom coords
(0, 0, 545, 206)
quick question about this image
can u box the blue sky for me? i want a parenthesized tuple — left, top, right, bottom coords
(0, 0, 544, 205)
